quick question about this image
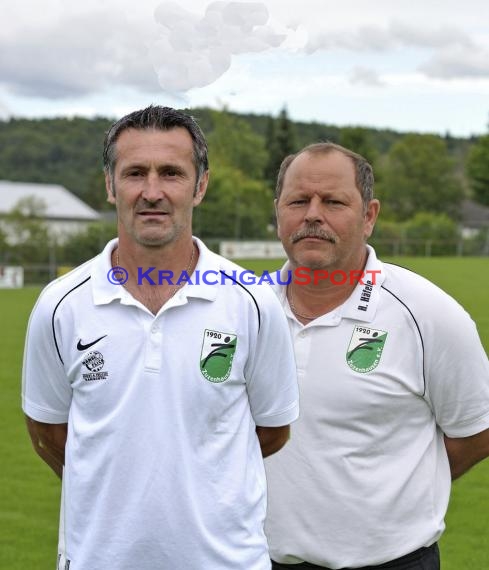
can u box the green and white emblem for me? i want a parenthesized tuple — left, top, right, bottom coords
(346, 325, 388, 373)
(200, 329, 237, 383)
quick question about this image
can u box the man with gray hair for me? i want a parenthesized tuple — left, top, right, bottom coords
(22, 105, 299, 570)
(265, 142, 489, 569)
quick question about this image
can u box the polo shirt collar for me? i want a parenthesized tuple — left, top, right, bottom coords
(91, 238, 123, 306)
(180, 237, 218, 302)
(91, 237, 218, 306)
(275, 245, 385, 325)
(340, 245, 384, 322)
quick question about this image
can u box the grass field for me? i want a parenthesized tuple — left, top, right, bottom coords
(1, 257, 488, 569)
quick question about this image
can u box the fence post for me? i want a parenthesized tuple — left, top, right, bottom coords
(49, 240, 57, 281)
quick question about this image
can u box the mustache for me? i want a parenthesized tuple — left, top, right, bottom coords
(291, 227, 337, 244)
(135, 199, 167, 212)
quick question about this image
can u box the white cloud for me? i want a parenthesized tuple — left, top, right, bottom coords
(389, 21, 473, 49)
(0, 6, 159, 98)
(0, 0, 289, 99)
(2, 0, 489, 135)
(420, 44, 489, 78)
(306, 21, 474, 53)
(149, 1, 286, 93)
(0, 98, 11, 119)
(349, 67, 385, 87)
(304, 20, 489, 82)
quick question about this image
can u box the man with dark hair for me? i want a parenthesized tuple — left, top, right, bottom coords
(22, 105, 299, 570)
(265, 142, 489, 570)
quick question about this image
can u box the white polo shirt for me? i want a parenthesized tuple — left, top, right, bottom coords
(22, 238, 299, 570)
(265, 245, 489, 569)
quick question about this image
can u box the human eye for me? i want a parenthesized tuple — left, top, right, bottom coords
(161, 166, 184, 178)
(125, 168, 144, 178)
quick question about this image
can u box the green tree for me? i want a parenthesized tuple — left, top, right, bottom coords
(0, 111, 472, 216)
(403, 212, 460, 255)
(2, 196, 52, 263)
(0, 116, 111, 207)
(339, 127, 378, 166)
(207, 110, 268, 180)
(0, 225, 9, 262)
(466, 134, 489, 206)
(378, 134, 463, 221)
(203, 110, 273, 238)
(369, 219, 403, 257)
(85, 168, 110, 211)
(61, 220, 117, 265)
(265, 107, 297, 185)
(195, 164, 273, 239)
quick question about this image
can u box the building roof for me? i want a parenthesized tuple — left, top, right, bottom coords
(0, 180, 100, 221)
(461, 199, 489, 229)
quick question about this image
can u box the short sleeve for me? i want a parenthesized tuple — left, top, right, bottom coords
(244, 285, 299, 427)
(424, 299, 489, 438)
(22, 291, 72, 423)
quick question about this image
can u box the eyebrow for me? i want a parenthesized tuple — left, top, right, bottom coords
(120, 163, 187, 176)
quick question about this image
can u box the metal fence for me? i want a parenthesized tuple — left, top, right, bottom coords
(6, 236, 485, 287)
(370, 236, 489, 257)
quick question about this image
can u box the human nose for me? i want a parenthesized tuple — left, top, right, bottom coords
(141, 172, 163, 203)
(304, 196, 324, 223)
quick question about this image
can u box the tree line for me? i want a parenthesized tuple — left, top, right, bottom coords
(1, 107, 489, 265)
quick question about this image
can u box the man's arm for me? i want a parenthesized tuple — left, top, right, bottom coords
(25, 416, 67, 479)
(256, 425, 290, 458)
(444, 428, 489, 480)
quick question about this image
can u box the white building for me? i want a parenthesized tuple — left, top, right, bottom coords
(460, 199, 489, 238)
(0, 180, 100, 242)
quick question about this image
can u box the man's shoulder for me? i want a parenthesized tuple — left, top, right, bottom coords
(34, 257, 96, 312)
(207, 251, 280, 303)
(381, 261, 467, 320)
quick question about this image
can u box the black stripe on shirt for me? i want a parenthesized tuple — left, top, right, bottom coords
(381, 284, 426, 396)
(51, 277, 91, 365)
(219, 270, 261, 333)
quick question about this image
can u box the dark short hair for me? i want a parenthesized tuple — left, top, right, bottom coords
(103, 105, 209, 182)
(275, 142, 374, 210)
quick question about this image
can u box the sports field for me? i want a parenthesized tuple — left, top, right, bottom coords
(1, 256, 488, 569)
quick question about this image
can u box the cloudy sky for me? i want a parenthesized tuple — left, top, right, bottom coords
(2, 0, 489, 136)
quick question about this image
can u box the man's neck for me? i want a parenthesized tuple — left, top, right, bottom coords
(113, 237, 198, 315)
(287, 248, 370, 323)
(287, 278, 355, 323)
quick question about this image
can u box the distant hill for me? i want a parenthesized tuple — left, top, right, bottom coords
(0, 108, 475, 211)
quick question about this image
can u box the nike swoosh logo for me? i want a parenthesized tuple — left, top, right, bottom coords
(77, 335, 107, 351)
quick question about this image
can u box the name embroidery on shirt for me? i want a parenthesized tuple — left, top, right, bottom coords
(357, 279, 374, 312)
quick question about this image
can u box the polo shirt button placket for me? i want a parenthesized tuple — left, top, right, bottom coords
(145, 320, 162, 371)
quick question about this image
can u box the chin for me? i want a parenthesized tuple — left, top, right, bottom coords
(296, 254, 334, 271)
(134, 233, 174, 247)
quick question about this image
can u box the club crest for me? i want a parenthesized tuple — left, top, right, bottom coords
(346, 326, 388, 373)
(200, 329, 237, 383)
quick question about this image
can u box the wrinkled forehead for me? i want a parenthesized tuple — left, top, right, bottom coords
(113, 127, 195, 165)
(283, 150, 357, 192)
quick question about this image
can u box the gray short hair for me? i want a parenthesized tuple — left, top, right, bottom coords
(275, 142, 374, 210)
(103, 105, 209, 183)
